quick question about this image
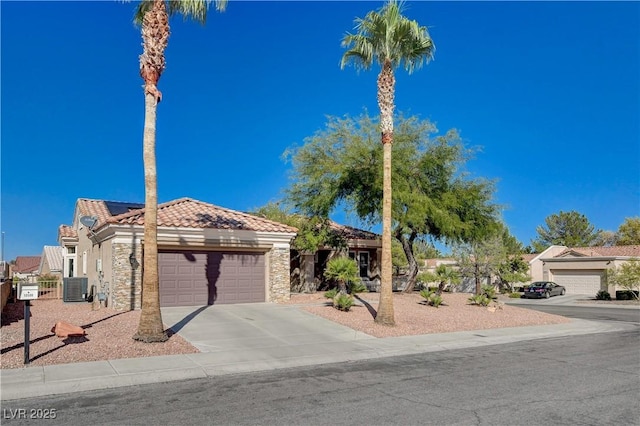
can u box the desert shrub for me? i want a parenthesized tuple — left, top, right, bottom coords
(348, 280, 368, 294)
(615, 290, 639, 300)
(333, 293, 355, 311)
(595, 290, 611, 301)
(508, 292, 522, 299)
(468, 294, 491, 307)
(420, 288, 435, 301)
(429, 293, 443, 308)
(324, 256, 359, 294)
(481, 285, 497, 300)
(419, 289, 443, 307)
(324, 288, 338, 299)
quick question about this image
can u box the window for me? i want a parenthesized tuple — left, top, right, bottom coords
(67, 247, 76, 254)
(68, 258, 74, 277)
(358, 252, 369, 278)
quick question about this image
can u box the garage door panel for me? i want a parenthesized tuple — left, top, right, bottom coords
(552, 270, 602, 295)
(159, 251, 265, 307)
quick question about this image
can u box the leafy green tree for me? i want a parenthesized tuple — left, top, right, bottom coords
(617, 217, 640, 245)
(340, 0, 435, 326)
(132, 0, 227, 343)
(453, 236, 505, 295)
(285, 113, 499, 296)
(392, 238, 440, 275)
(324, 256, 360, 294)
(391, 239, 408, 275)
(252, 202, 347, 254)
(494, 223, 530, 291)
(593, 230, 619, 247)
(419, 264, 461, 294)
(531, 210, 599, 253)
(606, 258, 640, 300)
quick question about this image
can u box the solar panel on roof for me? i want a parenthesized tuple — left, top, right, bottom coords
(104, 201, 144, 216)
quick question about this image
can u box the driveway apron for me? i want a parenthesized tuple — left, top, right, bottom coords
(161, 303, 374, 354)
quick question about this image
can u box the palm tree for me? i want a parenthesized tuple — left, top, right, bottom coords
(324, 256, 360, 294)
(340, 0, 435, 326)
(132, 0, 227, 343)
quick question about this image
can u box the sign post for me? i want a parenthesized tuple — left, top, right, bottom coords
(17, 283, 39, 365)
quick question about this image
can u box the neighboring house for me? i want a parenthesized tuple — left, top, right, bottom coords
(58, 197, 297, 311)
(523, 245, 568, 284)
(418, 244, 640, 296)
(38, 246, 64, 281)
(291, 223, 381, 292)
(12, 256, 41, 282)
(539, 245, 640, 296)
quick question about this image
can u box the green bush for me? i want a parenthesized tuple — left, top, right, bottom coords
(429, 293, 443, 308)
(481, 285, 497, 300)
(468, 294, 491, 307)
(419, 288, 435, 301)
(348, 280, 368, 294)
(324, 288, 338, 299)
(508, 292, 522, 299)
(595, 290, 611, 301)
(616, 290, 639, 301)
(333, 293, 355, 311)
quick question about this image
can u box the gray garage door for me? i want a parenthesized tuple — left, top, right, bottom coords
(552, 270, 603, 296)
(159, 251, 265, 307)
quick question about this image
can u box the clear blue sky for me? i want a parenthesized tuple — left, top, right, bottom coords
(1, 1, 639, 261)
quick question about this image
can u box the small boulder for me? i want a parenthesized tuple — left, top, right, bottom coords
(51, 321, 86, 338)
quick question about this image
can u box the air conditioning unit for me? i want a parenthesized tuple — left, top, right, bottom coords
(63, 277, 89, 302)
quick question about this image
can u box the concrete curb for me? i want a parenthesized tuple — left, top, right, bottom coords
(1, 318, 634, 401)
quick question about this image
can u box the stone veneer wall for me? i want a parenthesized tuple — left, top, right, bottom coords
(111, 243, 142, 311)
(268, 247, 291, 303)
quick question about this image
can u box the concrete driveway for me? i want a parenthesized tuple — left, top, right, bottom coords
(506, 294, 586, 305)
(161, 303, 374, 354)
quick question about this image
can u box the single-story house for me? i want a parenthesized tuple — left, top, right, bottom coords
(12, 256, 41, 282)
(415, 244, 640, 296)
(290, 222, 382, 292)
(38, 246, 64, 282)
(537, 245, 640, 296)
(58, 197, 297, 310)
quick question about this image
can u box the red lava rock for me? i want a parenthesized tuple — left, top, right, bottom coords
(51, 321, 86, 338)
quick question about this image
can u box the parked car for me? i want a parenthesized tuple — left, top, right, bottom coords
(522, 281, 566, 299)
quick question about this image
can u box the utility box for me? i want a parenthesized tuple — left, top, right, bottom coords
(63, 277, 89, 302)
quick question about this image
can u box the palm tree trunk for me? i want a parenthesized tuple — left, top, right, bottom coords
(375, 59, 396, 326)
(134, 0, 168, 343)
(134, 92, 168, 343)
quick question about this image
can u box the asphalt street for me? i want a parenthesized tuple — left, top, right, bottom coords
(2, 308, 638, 426)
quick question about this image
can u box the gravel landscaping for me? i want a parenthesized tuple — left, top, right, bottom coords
(1, 292, 574, 369)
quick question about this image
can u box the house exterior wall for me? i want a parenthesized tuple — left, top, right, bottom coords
(527, 245, 567, 283)
(267, 246, 290, 303)
(111, 242, 142, 310)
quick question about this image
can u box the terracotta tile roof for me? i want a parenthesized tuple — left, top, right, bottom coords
(555, 245, 640, 258)
(14, 256, 41, 273)
(58, 225, 77, 239)
(106, 198, 298, 233)
(521, 253, 538, 262)
(328, 221, 379, 240)
(76, 198, 126, 228)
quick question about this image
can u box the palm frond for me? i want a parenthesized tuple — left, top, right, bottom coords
(340, 0, 435, 73)
(134, 0, 227, 26)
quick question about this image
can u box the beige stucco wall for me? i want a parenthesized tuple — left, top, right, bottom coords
(528, 245, 567, 282)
